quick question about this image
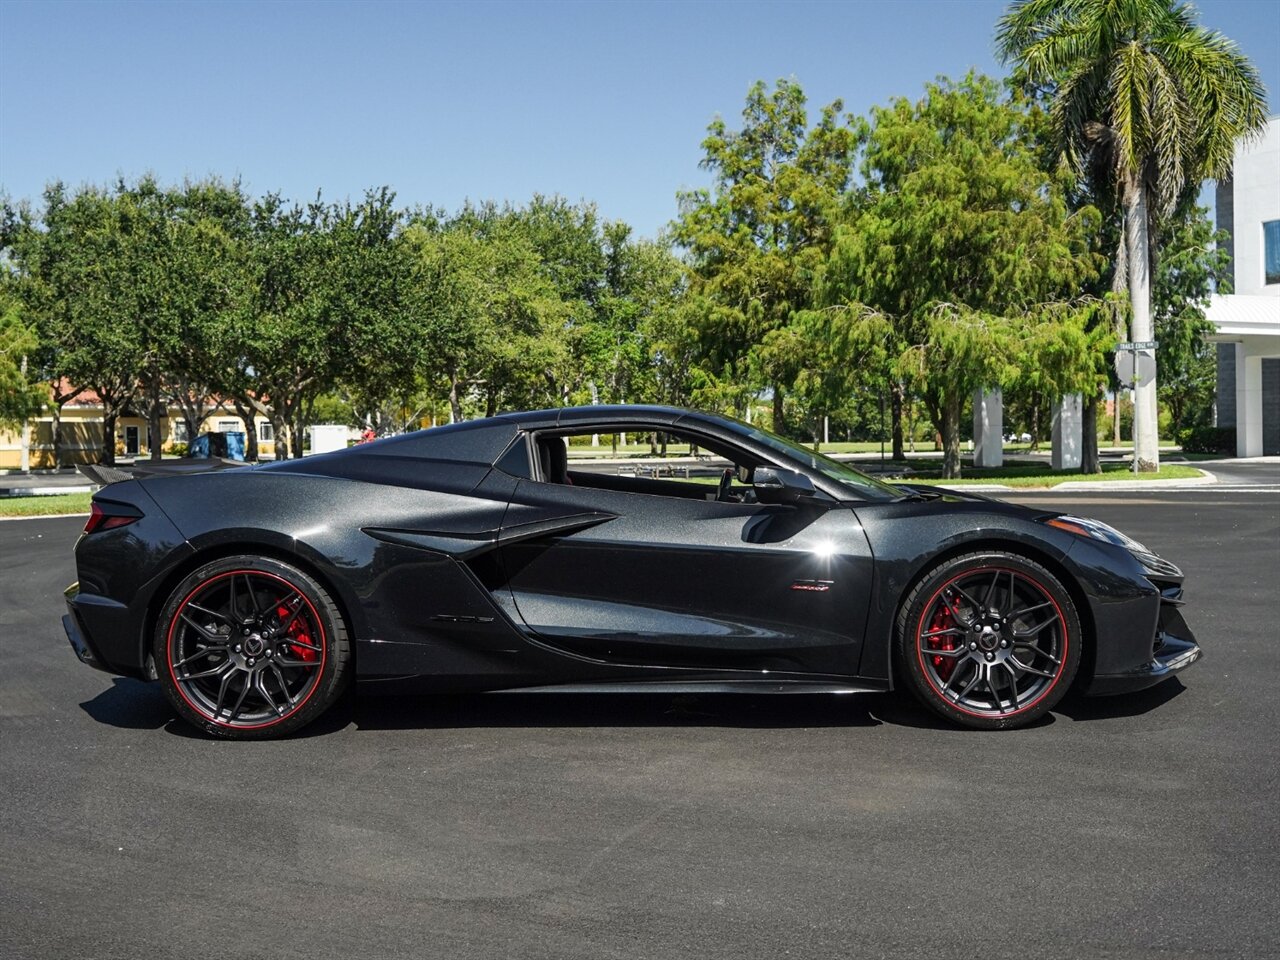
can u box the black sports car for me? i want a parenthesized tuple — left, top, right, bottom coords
(62, 405, 1202, 738)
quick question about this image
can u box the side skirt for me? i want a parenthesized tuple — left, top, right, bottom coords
(486, 680, 889, 696)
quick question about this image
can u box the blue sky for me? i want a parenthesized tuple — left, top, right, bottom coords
(2, 0, 1277, 238)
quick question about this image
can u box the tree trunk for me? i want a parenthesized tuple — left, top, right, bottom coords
(772, 384, 785, 436)
(234, 399, 260, 462)
(1126, 181, 1160, 472)
(180, 405, 200, 448)
(941, 390, 962, 480)
(148, 374, 164, 462)
(448, 374, 462, 424)
(1113, 391, 1122, 447)
(51, 401, 64, 470)
(891, 382, 905, 461)
(1111, 228, 1127, 451)
(291, 407, 307, 459)
(101, 409, 117, 466)
(269, 414, 291, 460)
(1081, 393, 1101, 475)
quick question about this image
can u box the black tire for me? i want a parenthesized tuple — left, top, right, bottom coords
(895, 551, 1081, 730)
(154, 555, 351, 739)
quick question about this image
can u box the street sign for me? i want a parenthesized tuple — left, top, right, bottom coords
(1115, 349, 1156, 387)
(1116, 340, 1157, 351)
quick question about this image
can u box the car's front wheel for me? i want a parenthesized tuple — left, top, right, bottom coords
(895, 551, 1081, 730)
(154, 556, 351, 739)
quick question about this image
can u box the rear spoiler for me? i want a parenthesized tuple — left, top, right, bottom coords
(78, 457, 251, 487)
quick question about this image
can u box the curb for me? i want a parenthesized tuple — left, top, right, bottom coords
(0, 485, 96, 498)
(0, 512, 91, 522)
(931, 469, 1220, 493)
(1053, 471, 1217, 491)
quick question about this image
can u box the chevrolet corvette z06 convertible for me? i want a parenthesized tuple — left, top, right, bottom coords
(62, 405, 1202, 738)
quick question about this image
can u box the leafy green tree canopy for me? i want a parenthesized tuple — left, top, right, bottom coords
(674, 78, 863, 430)
(997, 0, 1269, 470)
(816, 74, 1105, 477)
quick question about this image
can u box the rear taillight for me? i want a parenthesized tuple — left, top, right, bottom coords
(84, 501, 141, 534)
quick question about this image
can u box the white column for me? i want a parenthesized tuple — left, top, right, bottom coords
(1235, 344, 1263, 458)
(19, 418, 30, 473)
(1051, 394, 1083, 471)
(972, 388, 1003, 468)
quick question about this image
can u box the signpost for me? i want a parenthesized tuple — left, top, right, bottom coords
(1115, 342, 1158, 474)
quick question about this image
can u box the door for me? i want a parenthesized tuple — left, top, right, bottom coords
(497, 465, 876, 678)
(124, 425, 139, 456)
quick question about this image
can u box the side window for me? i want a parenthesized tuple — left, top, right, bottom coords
(1265, 219, 1280, 286)
(495, 436, 534, 479)
(532, 428, 759, 503)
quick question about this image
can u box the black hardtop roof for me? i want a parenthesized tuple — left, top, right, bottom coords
(264, 405, 724, 472)
(497, 404, 697, 428)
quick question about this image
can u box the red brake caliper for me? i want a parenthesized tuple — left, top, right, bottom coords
(928, 601, 960, 681)
(277, 604, 317, 662)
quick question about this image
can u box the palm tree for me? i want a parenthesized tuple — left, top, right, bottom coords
(997, 0, 1267, 471)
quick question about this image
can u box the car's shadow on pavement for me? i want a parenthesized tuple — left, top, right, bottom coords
(79, 678, 1184, 738)
(1055, 678, 1186, 720)
(344, 691, 890, 733)
(79, 677, 172, 730)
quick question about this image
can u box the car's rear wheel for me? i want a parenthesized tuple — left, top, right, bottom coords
(895, 551, 1081, 730)
(154, 556, 350, 739)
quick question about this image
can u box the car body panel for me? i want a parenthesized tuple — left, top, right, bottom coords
(497, 479, 875, 674)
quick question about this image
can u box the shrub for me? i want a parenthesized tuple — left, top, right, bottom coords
(1178, 426, 1234, 454)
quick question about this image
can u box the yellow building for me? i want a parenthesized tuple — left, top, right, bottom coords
(0, 388, 278, 470)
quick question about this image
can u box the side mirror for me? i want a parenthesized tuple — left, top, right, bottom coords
(753, 466, 816, 504)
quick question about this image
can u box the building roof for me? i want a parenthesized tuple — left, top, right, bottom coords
(1206, 294, 1280, 340)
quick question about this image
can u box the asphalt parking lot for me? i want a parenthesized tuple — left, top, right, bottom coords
(1, 489, 1277, 960)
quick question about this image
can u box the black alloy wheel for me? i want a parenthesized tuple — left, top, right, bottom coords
(896, 551, 1081, 730)
(154, 556, 350, 739)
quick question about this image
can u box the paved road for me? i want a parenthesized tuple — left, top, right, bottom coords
(2, 491, 1277, 960)
(1198, 457, 1280, 487)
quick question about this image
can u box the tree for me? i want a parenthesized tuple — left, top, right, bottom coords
(161, 179, 253, 451)
(1153, 202, 1231, 432)
(213, 189, 420, 458)
(588, 224, 688, 412)
(406, 212, 563, 422)
(4, 184, 147, 465)
(997, 0, 1268, 470)
(674, 79, 861, 433)
(819, 75, 1103, 477)
(0, 288, 47, 430)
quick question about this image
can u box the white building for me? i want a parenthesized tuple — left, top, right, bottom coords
(1210, 116, 1280, 457)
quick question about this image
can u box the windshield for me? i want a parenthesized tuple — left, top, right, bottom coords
(716, 417, 901, 502)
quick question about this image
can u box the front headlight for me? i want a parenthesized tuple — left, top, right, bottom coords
(1040, 514, 1181, 577)
(1041, 514, 1150, 554)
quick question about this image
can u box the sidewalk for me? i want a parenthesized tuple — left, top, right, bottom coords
(0, 470, 97, 498)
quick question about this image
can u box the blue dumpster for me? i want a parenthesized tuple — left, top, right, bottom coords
(223, 432, 246, 461)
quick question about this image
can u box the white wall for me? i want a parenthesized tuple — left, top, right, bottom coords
(1231, 116, 1280, 297)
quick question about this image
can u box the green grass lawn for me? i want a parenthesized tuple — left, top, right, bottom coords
(0, 492, 93, 518)
(618, 462, 1205, 490)
(911, 463, 1205, 487)
(567, 440, 1184, 459)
